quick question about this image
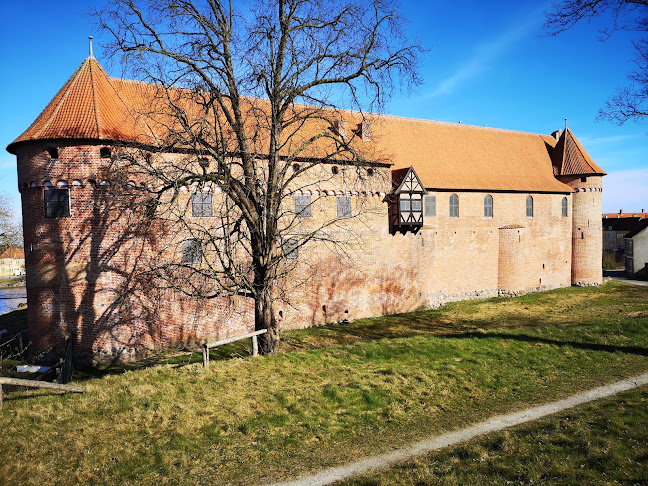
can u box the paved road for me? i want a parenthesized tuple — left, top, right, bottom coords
(270, 373, 648, 486)
(604, 270, 648, 287)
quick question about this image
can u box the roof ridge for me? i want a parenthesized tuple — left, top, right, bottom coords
(565, 128, 595, 174)
(89, 58, 102, 139)
(111, 76, 553, 138)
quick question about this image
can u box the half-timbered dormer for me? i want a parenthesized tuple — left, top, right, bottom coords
(390, 166, 427, 233)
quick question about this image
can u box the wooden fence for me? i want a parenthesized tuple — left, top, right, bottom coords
(202, 329, 267, 367)
(0, 377, 85, 409)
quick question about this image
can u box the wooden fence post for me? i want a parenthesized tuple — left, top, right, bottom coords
(202, 344, 209, 368)
(252, 334, 258, 356)
(0, 384, 3, 410)
(17, 333, 23, 359)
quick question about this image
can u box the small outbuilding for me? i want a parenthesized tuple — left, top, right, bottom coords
(624, 219, 648, 279)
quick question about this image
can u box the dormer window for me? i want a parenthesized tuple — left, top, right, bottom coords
(391, 167, 427, 232)
(100, 147, 111, 159)
(47, 147, 58, 159)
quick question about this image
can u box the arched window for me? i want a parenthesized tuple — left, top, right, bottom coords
(562, 197, 568, 217)
(526, 196, 533, 218)
(484, 195, 493, 218)
(449, 194, 459, 218)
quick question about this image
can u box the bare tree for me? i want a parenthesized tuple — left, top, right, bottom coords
(545, 0, 648, 124)
(96, 0, 421, 352)
(0, 195, 22, 253)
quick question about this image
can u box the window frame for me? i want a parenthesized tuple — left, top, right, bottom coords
(182, 239, 202, 265)
(191, 192, 213, 217)
(484, 194, 493, 218)
(561, 196, 568, 217)
(294, 195, 312, 218)
(449, 194, 459, 218)
(424, 195, 436, 218)
(526, 195, 534, 218)
(336, 196, 352, 218)
(43, 188, 71, 218)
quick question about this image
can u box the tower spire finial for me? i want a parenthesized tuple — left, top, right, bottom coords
(89, 36, 94, 58)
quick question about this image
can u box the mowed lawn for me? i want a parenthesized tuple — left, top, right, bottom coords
(0, 281, 647, 485)
(338, 386, 648, 485)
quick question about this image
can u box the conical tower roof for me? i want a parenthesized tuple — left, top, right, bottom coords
(7, 57, 154, 154)
(551, 128, 606, 176)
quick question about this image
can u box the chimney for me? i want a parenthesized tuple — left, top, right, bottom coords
(619, 209, 623, 214)
(551, 129, 563, 140)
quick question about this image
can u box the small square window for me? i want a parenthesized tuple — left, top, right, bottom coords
(182, 239, 202, 265)
(47, 147, 58, 159)
(192, 193, 213, 217)
(44, 188, 70, 218)
(337, 196, 352, 218)
(424, 195, 436, 217)
(100, 147, 111, 159)
(400, 198, 411, 212)
(283, 238, 299, 260)
(295, 195, 312, 218)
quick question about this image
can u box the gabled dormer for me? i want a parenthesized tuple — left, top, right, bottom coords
(390, 166, 427, 233)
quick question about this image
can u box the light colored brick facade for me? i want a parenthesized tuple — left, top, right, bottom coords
(7, 57, 606, 364)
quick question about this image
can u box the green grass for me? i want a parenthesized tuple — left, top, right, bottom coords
(338, 386, 648, 485)
(0, 282, 647, 485)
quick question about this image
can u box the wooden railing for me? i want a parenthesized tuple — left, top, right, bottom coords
(201, 329, 267, 367)
(0, 377, 85, 410)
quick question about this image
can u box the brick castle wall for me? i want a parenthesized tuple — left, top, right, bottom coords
(17, 140, 584, 364)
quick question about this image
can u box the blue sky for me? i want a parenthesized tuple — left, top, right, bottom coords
(1, 0, 646, 218)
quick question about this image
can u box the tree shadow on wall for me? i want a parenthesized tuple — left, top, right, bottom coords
(33, 175, 164, 368)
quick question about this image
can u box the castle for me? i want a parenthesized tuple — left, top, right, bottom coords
(6, 56, 605, 364)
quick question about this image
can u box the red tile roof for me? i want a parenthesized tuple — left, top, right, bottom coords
(7, 57, 155, 149)
(551, 128, 606, 176)
(8, 57, 599, 194)
(603, 212, 648, 219)
(1, 248, 24, 259)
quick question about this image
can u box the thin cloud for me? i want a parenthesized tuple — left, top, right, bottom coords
(577, 133, 642, 146)
(602, 167, 648, 213)
(427, 10, 543, 98)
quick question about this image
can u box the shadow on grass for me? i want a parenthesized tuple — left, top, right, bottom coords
(437, 331, 648, 357)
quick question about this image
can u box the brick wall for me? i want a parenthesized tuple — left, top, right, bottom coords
(16, 140, 584, 364)
(558, 175, 603, 285)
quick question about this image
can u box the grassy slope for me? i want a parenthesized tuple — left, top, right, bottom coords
(0, 282, 647, 485)
(340, 386, 648, 485)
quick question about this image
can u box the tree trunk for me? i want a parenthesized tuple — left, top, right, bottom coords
(254, 267, 279, 354)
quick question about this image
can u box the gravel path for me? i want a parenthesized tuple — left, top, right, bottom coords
(271, 373, 648, 486)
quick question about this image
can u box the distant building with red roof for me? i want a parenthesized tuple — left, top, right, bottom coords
(5, 54, 606, 365)
(603, 209, 648, 253)
(0, 247, 25, 277)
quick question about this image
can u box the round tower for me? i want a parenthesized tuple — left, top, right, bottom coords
(564, 175, 603, 285)
(551, 128, 606, 286)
